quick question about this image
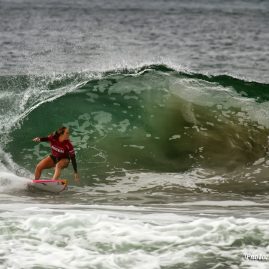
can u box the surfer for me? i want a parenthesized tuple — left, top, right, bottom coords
(32, 127, 79, 182)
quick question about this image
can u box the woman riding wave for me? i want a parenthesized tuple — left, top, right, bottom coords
(33, 126, 80, 182)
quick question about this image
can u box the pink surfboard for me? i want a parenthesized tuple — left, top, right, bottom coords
(28, 179, 68, 193)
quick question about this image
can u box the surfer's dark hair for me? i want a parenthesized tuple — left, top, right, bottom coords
(53, 126, 67, 139)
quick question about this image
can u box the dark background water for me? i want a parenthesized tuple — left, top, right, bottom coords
(0, 0, 269, 82)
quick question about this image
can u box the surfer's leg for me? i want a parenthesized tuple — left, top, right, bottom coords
(34, 156, 55, 180)
(52, 159, 69, 180)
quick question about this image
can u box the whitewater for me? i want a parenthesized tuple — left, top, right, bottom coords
(1, 0, 269, 268)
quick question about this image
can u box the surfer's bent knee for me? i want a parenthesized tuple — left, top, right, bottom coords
(55, 159, 69, 169)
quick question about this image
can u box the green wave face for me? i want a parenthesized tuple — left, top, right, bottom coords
(3, 65, 269, 181)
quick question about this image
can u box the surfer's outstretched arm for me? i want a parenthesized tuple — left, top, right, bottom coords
(33, 137, 49, 142)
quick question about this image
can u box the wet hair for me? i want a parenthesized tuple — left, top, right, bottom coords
(52, 126, 67, 139)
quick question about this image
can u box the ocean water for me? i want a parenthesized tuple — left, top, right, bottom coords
(1, 0, 269, 268)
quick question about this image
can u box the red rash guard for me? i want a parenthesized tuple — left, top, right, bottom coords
(40, 135, 78, 173)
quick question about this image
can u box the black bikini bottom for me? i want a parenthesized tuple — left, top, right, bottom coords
(50, 154, 70, 164)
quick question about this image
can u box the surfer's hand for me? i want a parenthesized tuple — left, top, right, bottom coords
(74, 173, 80, 183)
(33, 137, 40, 142)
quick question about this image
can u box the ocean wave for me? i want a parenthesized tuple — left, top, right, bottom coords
(1, 64, 269, 183)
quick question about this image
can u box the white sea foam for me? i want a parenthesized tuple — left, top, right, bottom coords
(91, 169, 225, 194)
(0, 205, 268, 269)
(0, 148, 30, 193)
(0, 172, 29, 192)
